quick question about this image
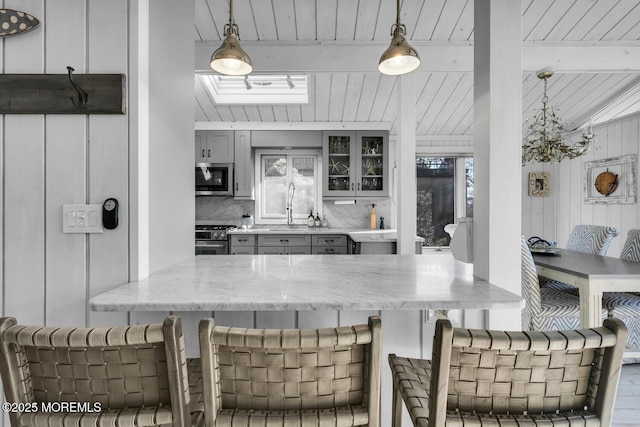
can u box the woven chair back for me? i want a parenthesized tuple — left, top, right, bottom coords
(0, 316, 191, 427)
(566, 224, 619, 256)
(429, 318, 627, 426)
(199, 317, 382, 426)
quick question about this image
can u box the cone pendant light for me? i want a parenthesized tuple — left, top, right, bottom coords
(210, 0, 253, 76)
(378, 0, 421, 75)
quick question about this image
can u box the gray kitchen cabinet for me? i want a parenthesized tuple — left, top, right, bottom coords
(257, 234, 312, 255)
(311, 234, 348, 254)
(234, 131, 254, 199)
(322, 130, 389, 198)
(229, 234, 256, 255)
(195, 130, 234, 163)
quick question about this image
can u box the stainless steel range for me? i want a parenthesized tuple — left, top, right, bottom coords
(195, 225, 234, 255)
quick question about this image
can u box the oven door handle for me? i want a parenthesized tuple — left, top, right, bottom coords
(195, 241, 227, 248)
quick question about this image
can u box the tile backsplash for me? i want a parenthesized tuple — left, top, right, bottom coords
(196, 197, 391, 229)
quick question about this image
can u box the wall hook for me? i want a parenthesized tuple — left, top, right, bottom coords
(66, 66, 88, 108)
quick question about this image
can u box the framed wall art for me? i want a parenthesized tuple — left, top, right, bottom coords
(584, 154, 637, 204)
(528, 172, 549, 197)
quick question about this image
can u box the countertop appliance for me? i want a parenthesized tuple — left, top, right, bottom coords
(195, 224, 234, 255)
(196, 163, 233, 196)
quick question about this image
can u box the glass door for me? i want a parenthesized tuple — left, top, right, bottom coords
(323, 131, 355, 197)
(355, 131, 389, 197)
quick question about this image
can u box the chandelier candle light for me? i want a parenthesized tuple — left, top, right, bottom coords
(209, 0, 253, 76)
(522, 68, 595, 165)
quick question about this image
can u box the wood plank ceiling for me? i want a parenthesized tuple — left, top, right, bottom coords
(194, 0, 640, 137)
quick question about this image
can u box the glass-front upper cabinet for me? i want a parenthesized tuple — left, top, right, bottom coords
(324, 131, 355, 197)
(322, 131, 389, 198)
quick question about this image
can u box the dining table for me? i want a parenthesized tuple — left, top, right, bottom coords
(533, 249, 640, 329)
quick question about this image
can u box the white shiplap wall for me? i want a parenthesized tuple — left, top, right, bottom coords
(1, 0, 130, 327)
(522, 112, 640, 257)
(0, 1, 129, 426)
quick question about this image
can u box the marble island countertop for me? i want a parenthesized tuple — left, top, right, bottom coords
(89, 253, 523, 312)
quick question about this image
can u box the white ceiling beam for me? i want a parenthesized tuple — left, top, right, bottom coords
(195, 121, 392, 131)
(524, 44, 640, 73)
(196, 41, 640, 73)
(196, 41, 473, 73)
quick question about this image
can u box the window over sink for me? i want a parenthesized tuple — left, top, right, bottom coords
(255, 149, 321, 224)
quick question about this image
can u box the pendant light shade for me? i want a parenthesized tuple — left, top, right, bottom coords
(378, 0, 420, 75)
(210, 0, 252, 76)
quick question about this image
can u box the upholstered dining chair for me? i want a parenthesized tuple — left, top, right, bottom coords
(0, 316, 192, 427)
(389, 317, 627, 427)
(541, 224, 619, 292)
(603, 229, 640, 363)
(198, 316, 381, 427)
(521, 235, 608, 331)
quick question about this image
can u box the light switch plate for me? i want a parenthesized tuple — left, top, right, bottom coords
(62, 204, 104, 233)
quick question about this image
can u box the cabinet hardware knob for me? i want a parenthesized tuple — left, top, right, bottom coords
(208, 149, 211, 157)
(202, 149, 205, 157)
(357, 183, 360, 190)
(351, 183, 354, 190)
(326, 239, 333, 243)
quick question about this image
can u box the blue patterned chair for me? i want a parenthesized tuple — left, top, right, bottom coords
(603, 229, 640, 363)
(541, 224, 619, 292)
(521, 235, 608, 332)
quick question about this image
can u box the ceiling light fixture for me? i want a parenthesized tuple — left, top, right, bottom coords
(522, 68, 595, 165)
(378, 0, 421, 75)
(209, 0, 252, 76)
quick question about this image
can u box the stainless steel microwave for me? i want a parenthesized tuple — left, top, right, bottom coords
(195, 163, 234, 196)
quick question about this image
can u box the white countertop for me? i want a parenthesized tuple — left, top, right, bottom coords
(226, 227, 425, 243)
(347, 229, 425, 243)
(227, 227, 361, 235)
(89, 253, 523, 312)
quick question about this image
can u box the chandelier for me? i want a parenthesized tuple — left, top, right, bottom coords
(522, 69, 595, 165)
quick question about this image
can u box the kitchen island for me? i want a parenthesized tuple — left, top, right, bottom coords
(90, 253, 521, 312)
(90, 253, 522, 427)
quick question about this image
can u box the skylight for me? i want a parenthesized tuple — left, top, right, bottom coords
(199, 74, 309, 105)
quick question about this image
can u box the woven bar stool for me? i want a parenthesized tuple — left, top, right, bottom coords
(198, 316, 382, 427)
(389, 317, 627, 427)
(0, 316, 192, 427)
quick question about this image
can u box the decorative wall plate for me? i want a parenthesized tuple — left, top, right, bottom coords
(0, 9, 40, 37)
(594, 170, 618, 196)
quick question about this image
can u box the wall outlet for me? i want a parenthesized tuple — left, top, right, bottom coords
(62, 204, 104, 233)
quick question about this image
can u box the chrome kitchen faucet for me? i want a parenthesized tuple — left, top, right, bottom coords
(286, 182, 295, 227)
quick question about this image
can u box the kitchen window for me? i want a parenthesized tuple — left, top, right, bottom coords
(255, 150, 321, 224)
(416, 157, 473, 246)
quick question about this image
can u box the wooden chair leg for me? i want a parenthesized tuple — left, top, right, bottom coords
(391, 381, 402, 427)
